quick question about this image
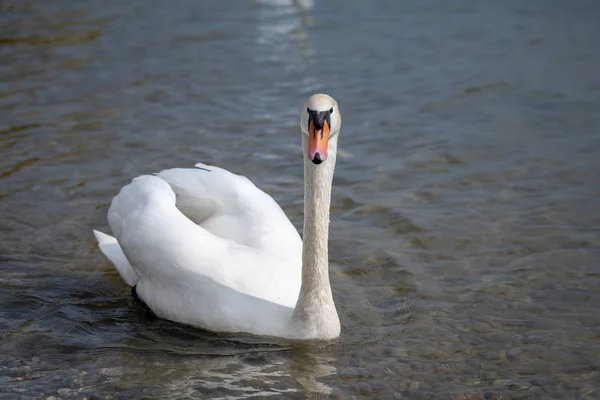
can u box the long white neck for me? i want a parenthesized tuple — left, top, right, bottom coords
(292, 134, 340, 339)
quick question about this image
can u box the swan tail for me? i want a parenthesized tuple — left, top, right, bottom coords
(93, 229, 139, 286)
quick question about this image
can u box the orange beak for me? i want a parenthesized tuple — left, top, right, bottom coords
(307, 118, 329, 164)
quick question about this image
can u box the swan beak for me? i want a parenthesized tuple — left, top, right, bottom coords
(308, 118, 329, 165)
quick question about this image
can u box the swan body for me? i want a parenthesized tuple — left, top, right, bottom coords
(94, 94, 342, 340)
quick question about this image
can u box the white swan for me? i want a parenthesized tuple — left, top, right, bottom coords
(93, 94, 342, 340)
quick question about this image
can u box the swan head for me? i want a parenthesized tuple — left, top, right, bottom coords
(300, 94, 341, 165)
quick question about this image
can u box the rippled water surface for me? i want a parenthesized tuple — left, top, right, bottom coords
(2, 0, 600, 398)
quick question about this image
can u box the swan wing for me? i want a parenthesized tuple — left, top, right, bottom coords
(157, 163, 302, 258)
(94, 173, 301, 334)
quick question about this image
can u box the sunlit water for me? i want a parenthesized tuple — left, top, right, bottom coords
(1, 0, 599, 398)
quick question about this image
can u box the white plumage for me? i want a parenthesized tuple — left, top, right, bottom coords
(94, 94, 342, 339)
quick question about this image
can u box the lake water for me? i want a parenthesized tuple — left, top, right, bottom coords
(1, 0, 599, 398)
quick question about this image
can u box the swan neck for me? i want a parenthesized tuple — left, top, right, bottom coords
(301, 149, 335, 288)
(292, 134, 340, 338)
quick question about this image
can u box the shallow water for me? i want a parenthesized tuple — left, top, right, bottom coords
(1, 0, 600, 398)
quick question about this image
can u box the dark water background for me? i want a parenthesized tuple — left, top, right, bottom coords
(1, 0, 599, 398)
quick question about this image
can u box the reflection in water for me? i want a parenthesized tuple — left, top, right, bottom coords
(119, 352, 300, 398)
(254, 0, 318, 82)
(255, 0, 315, 67)
(289, 344, 336, 397)
(118, 348, 337, 398)
(104, 314, 339, 397)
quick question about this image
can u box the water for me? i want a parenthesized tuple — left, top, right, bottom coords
(1, 0, 599, 398)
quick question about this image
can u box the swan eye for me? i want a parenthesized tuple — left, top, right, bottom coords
(307, 107, 310, 112)
(330, 108, 334, 114)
